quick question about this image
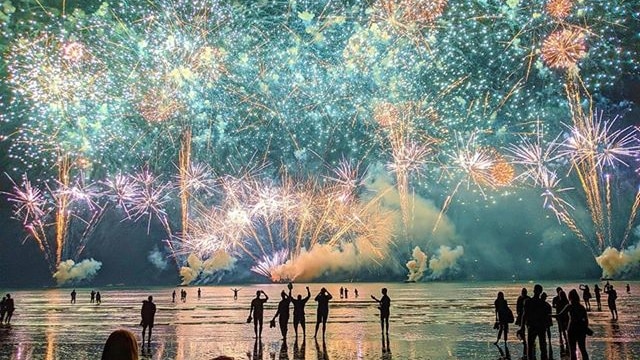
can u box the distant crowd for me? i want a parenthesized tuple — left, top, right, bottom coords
(493, 281, 627, 360)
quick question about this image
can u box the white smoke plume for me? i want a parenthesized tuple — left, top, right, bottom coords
(406, 246, 428, 282)
(429, 245, 465, 279)
(147, 248, 168, 271)
(364, 166, 457, 244)
(53, 258, 102, 285)
(595, 246, 640, 278)
(270, 234, 386, 282)
(179, 251, 236, 285)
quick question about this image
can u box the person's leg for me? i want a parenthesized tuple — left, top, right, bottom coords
(293, 318, 299, 337)
(148, 326, 153, 347)
(254, 317, 259, 337)
(539, 330, 548, 360)
(258, 318, 263, 337)
(142, 325, 147, 348)
(577, 335, 589, 360)
(384, 315, 389, 335)
(503, 323, 508, 342)
(568, 333, 578, 360)
(301, 317, 306, 337)
(496, 325, 503, 344)
(321, 313, 327, 338)
(527, 329, 536, 359)
(314, 313, 321, 337)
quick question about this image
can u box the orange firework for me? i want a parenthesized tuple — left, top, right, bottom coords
(545, 0, 573, 20)
(378, 0, 448, 26)
(489, 157, 515, 187)
(541, 29, 587, 70)
(373, 102, 400, 127)
(137, 89, 183, 122)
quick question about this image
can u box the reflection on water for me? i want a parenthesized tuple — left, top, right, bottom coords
(0, 281, 638, 359)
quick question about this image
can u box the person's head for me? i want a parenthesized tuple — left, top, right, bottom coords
(321, 287, 326, 294)
(610, 285, 614, 290)
(497, 291, 504, 300)
(256, 290, 261, 297)
(382, 288, 387, 295)
(556, 287, 562, 294)
(297, 294, 302, 300)
(541, 292, 547, 301)
(568, 289, 580, 305)
(148, 296, 153, 302)
(101, 329, 139, 360)
(281, 291, 287, 299)
(533, 284, 543, 296)
(521, 288, 527, 296)
(560, 289, 568, 302)
(6, 294, 10, 299)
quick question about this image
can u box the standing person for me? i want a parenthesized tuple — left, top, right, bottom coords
(197, 288, 201, 300)
(626, 284, 630, 294)
(554, 289, 590, 360)
(552, 288, 570, 355)
(172, 290, 176, 303)
(515, 287, 530, 355)
(291, 286, 311, 338)
(354, 289, 359, 298)
(91, 290, 96, 304)
(249, 290, 269, 338)
(541, 292, 554, 359)
(4, 294, 15, 324)
(314, 288, 333, 339)
(604, 281, 611, 292)
(520, 284, 548, 360)
(579, 285, 592, 311)
(140, 296, 156, 349)
(605, 285, 618, 320)
(339, 287, 344, 299)
(492, 291, 512, 345)
(0, 295, 6, 324)
(232, 288, 240, 300)
(272, 283, 293, 340)
(344, 288, 349, 299)
(71, 289, 77, 304)
(593, 285, 602, 311)
(371, 288, 391, 337)
(96, 291, 102, 305)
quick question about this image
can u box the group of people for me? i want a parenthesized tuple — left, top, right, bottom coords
(338, 286, 358, 299)
(70, 289, 101, 304)
(171, 289, 189, 303)
(0, 294, 15, 324)
(494, 282, 625, 360)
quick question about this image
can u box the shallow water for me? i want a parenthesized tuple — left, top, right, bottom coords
(0, 281, 638, 359)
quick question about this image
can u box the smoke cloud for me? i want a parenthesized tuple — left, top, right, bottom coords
(595, 246, 640, 278)
(406, 246, 428, 282)
(53, 258, 102, 285)
(180, 251, 236, 285)
(147, 248, 169, 271)
(428, 245, 465, 279)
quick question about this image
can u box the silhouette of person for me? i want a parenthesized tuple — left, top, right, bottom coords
(198, 288, 201, 300)
(494, 343, 511, 360)
(554, 289, 590, 360)
(314, 288, 332, 339)
(249, 290, 269, 338)
(91, 290, 96, 304)
(593, 285, 602, 311)
(605, 285, 618, 320)
(272, 284, 293, 340)
(493, 291, 510, 345)
(604, 281, 611, 292)
(96, 291, 102, 304)
(552, 287, 569, 355)
(579, 284, 592, 311)
(371, 288, 391, 337)
(101, 329, 139, 360)
(354, 289, 358, 298)
(339, 287, 343, 299)
(541, 292, 554, 359)
(172, 290, 176, 303)
(71, 289, 77, 304)
(344, 288, 348, 299)
(232, 288, 240, 300)
(515, 287, 530, 355)
(0, 295, 6, 324)
(520, 284, 548, 360)
(291, 286, 311, 338)
(626, 283, 630, 294)
(4, 294, 14, 324)
(140, 295, 156, 349)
